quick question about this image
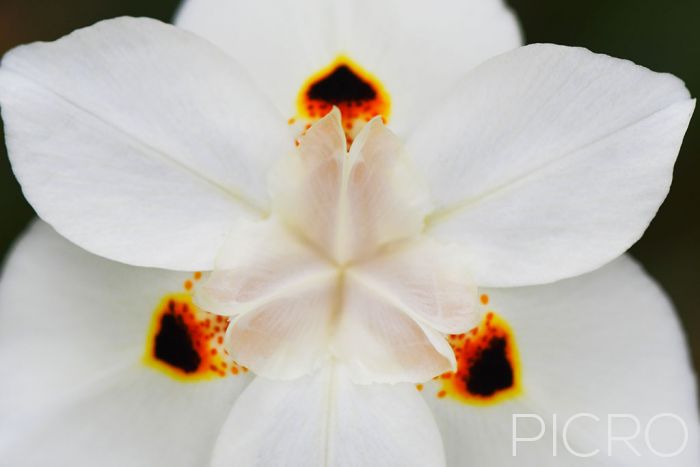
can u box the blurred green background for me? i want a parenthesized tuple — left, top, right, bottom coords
(0, 0, 698, 382)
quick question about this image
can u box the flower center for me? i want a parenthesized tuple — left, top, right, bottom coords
(296, 56, 390, 142)
(196, 107, 475, 384)
(435, 305, 522, 405)
(143, 273, 247, 381)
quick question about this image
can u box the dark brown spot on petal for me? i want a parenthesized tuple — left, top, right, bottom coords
(154, 312, 200, 373)
(307, 65, 377, 103)
(465, 336, 514, 396)
(142, 273, 244, 382)
(437, 311, 521, 405)
(297, 56, 390, 141)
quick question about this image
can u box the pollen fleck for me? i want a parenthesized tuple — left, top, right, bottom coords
(437, 311, 521, 405)
(480, 294, 489, 305)
(296, 56, 390, 142)
(143, 274, 243, 381)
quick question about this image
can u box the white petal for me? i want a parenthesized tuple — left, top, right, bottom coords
(196, 219, 337, 380)
(408, 44, 695, 287)
(270, 109, 431, 264)
(349, 238, 480, 334)
(333, 0, 522, 134)
(0, 17, 291, 270)
(333, 238, 479, 384)
(175, 0, 521, 129)
(333, 284, 456, 385)
(195, 219, 334, 316)
(176, 0, 336, 118)
(0, 221, 252, 466)
(211, 364, 446, 467)
(222, 281, 336, 380)
(2, 369, 249, 467)
(424, 256, 700, 466)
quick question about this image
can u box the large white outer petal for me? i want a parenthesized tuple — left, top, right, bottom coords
(424, 256, 699, 466)
(408, 44, 695, 287)
(175, 0, 522, 131)
(0, 17, 292, 270)
(0, 221, 252, 466)
(211, 364, 446, 467)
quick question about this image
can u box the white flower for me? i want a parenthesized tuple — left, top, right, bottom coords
(0, 0, 698, 465)
(1, 222, 698, 466)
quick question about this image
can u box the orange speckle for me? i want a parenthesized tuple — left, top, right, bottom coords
(480, 294, 489, 305)
(416, 384, 424, 391)
(184, 280, 193, 291)
(437, 390, 447, 398)
(193, 271, 202, 281)
(287, 117, 296, 125)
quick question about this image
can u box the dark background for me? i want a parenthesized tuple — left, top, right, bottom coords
(0, 0, 698, 380)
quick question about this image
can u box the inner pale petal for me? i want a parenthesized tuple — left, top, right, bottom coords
(269, 109, 432, 265)
(194, 112, 479, 383)
(194, 219, 334, 316)
(224, 274, 338, 380)
(349, 238, 479, 334)
(332, 275, 457, 384)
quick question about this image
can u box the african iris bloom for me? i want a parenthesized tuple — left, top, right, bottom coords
(0, 0, 698, 466)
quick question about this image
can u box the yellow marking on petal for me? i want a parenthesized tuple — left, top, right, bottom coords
(142, 273, 243, 382)
(437, 311, 522, 406)
(296, 55, 391, 142)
